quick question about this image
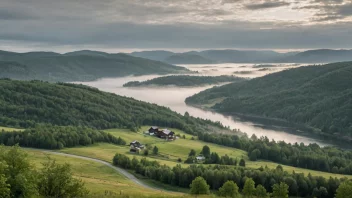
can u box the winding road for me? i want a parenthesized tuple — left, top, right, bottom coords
(27, 149, 169, 192)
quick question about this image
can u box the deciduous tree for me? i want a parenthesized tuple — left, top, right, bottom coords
(219, 180, 239, 198)
(272, 182, 289, 198)
(336, 181, 352, 198)
(190, 176, 210, 195)
(243, 178, 255, 197)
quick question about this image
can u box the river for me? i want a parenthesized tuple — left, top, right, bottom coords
(75, 63, 336, 147)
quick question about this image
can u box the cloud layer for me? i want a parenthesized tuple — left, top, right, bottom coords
(0, 0, 351, 52)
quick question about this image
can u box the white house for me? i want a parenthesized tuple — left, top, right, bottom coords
(196, 156, 205, 161)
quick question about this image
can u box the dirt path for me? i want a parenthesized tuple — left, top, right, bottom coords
(27, 149, 170, 192)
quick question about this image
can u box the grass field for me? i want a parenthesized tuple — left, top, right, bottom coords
(0, 126, 23, 131)
(248, 160, 352, 179)
(107, 127, 248, 160)
(62, 126, 352, 180)
(26, 149, 187, 197)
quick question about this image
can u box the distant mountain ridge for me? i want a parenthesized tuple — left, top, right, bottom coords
(165, 54, 215, 64)
(0, 50, 188, 82)
(130, 49, 352, 64)
(279, 49, 352, 63)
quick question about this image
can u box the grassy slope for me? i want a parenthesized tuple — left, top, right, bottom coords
(61, 126, 352, 179)
(27, 150, 185, 197)
(0, 126, 23, 131)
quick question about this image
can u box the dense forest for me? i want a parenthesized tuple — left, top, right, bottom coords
(186, 62, 352, 138)
(0, 125, 126, 149)
(0, 79, 224, 134)
(0, 50, 188, 82)
(113, 153, 349, 198)
(123, 75, 245, 87)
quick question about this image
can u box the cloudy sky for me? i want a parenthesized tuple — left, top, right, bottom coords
(1, 0, 352, 52)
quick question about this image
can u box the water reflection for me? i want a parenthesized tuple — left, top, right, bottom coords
(75, 63, 334, 147)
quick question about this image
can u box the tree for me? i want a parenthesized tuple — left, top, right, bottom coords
(144, 149, 149, 156)
(336, 181, 352, 198)
(153, 146, 159, 155)
(249, 149, 261, 161)
(243, 178, 255, 197)
(272, 182, 289, 198)
(239, 159, 246, 167)
(189, 149, 196, 157)
(0, 145, 38, 197)
(0, 173, 10, 198)
(255, 184, 269, 198)
(190, 176, 210, 195)
(219, 180, 239, 198)
(201, 145, 211, 158)
(185, 156, 195, 164)
(209, 152, 220, 164)
(38, 159, 88, 197)
(312, 186, 328, 198)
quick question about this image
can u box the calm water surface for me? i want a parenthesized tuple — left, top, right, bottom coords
(76, 63, 336, 147)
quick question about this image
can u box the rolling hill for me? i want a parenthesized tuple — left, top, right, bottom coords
(0, 50, 188, 82)
(186, 62, 352, 138)
(130, 50, 175, 62)
(279, 49, 352, 63)
(0, 79, 223, 134)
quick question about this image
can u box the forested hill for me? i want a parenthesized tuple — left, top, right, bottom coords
(123, 75, 245, 87)
(0, 50, 188, 82)
(0, 79, 222, 134)
(186, 62, 352, 138)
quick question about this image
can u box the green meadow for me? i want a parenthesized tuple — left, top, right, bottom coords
(61, 126, 352, 180)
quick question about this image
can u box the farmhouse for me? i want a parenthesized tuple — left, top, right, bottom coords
(196, 155, 206, 161)
(148, 126, 159, 135)
(130, 140, 144, 153)
(148, 126, 175, 140)
(156, 129, 175, 139)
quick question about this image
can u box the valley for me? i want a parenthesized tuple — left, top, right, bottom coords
(3, 1, 352, 197)
(1, 60, 352, 198)
(77, 63, 339, 147)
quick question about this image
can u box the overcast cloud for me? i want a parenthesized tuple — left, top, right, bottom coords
(0, 0, 351, 52)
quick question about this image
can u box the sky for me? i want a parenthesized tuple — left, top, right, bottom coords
(1, 0, 352, 53)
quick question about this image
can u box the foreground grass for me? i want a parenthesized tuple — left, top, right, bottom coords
(27, 150, 186, 197)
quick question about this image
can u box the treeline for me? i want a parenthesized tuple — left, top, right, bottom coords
(186, 62, 352, 137)
(197, 132, 352, 175)
(185, 146, 239, 166)
(0, 79, 224, 135)
(123, 75, 245, 87)
(0, 125, 126, 149)
(113, 153, 349, 198)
